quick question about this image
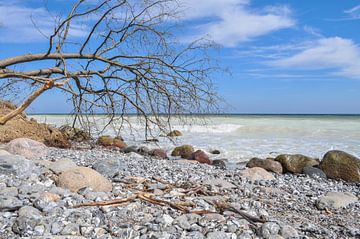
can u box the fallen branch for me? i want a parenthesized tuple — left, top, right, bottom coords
(72, 196, 136, 208)
(73, 192, 267, 225)
(214, 201, 267, 225)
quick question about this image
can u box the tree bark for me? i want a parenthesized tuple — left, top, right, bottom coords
(0, 82, 54, 125)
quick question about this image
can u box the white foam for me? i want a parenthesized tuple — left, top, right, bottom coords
(32, 115, 360, 162)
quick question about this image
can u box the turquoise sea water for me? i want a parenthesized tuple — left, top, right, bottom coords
(32, 114, 360, 162)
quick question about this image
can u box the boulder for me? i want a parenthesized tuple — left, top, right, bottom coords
(281, 225, 299, 239)
(171, 145, 194, 159)
(0, 154, 39, 179)
(320, 150, 360, 182)
(44, 127, 72, 148)
(206, 231, 229, 239)
(59, 125, 91, 142)
(317, 192, 358, 209)
(176, 159, 199, 164)
(247, 158, 283, 174)
(12, 206, 43, 236)
(5, 138, 48, 160)
(114, 135, 124, 141)
(189, 150, 211, 165)
(0, 196, 23, 212)
(149, 149, 168, 159)
(210, 149, 221, 155)
(137, 146, 150, 155)
(57, 167, 112, 192)
(96, 135, 127, 149)
(212, 159, 226, 169)
(122, 146, 138, 154)
(240, 167, 275, 181)
(302, 166, 327, 179)
(275, 154, 319, 173)
(34, 192, 61, 212)
(0, 101, 70, 148)
(48, 159, 78, 174)
(167, 130, 182, 137)
(93, 158, 127, 178)
(112, 138, 127, 149)
(261, 222, 280, 239)
(144, 138, 159, 143)
(0, 149, 11, 156)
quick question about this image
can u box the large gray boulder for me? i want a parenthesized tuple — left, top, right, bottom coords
(93, 158, 127, 178)
(12, 206, 43, 236)
(320, 150, 360, 182)
(0, 154, 39, 179)
(0, 196, 23, 212)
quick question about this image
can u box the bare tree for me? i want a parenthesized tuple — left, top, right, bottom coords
(0, 0, 219, 137)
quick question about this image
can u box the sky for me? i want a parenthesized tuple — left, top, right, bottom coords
(0, 0, 360, 114)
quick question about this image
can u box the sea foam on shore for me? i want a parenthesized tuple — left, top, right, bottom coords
(33, 114, 360, 162)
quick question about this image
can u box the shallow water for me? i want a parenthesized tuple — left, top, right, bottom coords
(32, 114, 360, 162)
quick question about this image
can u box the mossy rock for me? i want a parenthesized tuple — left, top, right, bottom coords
(247, 158, 283, 174)
(97, 135, 127, 149)
(275, 154, 319, 173)
(167, 130, 183, 137)
(320, 150, 360, 182)
(171, 145, 194, 159)
(60, 125, 91, 142)
(97, 135, 113, 146)
(112, 138, 127, 149)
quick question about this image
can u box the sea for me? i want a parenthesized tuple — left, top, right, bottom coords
(32, 114, 360, 163)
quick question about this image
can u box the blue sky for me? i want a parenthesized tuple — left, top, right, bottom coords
(1, 0, 360, 114)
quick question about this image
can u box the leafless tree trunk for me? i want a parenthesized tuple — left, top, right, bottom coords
(0, 0, 219, 137)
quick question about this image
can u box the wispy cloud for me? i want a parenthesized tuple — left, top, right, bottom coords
(326, 4, 360, 21)
(0, 1, 87, 43)
(0, 0, 294, 46)
(344, 4, 360, 19)
(303, 25, 323, 38)
(178, 0, 295, 47)
(270, 37, 360, 79)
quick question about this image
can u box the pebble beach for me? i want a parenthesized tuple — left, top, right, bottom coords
(0, 141, 359, 239)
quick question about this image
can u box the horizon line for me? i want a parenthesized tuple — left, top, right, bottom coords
(28, 113, 360, 116)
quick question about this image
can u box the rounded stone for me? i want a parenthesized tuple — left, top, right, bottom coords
(320, 150, 360, 182)
(302, 166, 327, 179)
(240, 167, 275, 181)
(167, 130, 182, 137)
(57, 167, 112, 192)
(171, 145, 194, 159)
(275, 154, 319, 173)
(247, 158, 283, 174)
(5, 138, 48, 160)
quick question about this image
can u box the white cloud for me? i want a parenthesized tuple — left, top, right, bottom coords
(178, 0, 295, 47)
(271, 37, 360, 79)
(0, 0, 294, 46)
(0, 2, 87, 43)
(344, 5, 360, 16)
(303, 25, 323, 38)
(338, 4, 360, 20)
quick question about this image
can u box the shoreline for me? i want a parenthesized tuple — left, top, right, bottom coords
(0, 142, 359, 238)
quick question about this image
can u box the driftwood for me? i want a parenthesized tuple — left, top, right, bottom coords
(73, 191, 267, 225)
(213, 201, 267, 225)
